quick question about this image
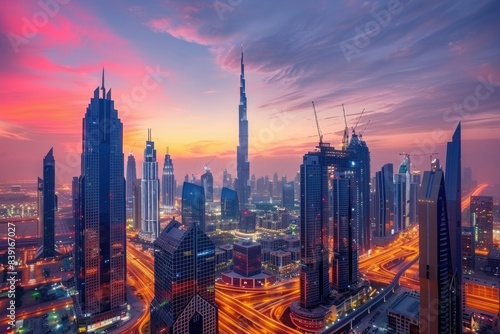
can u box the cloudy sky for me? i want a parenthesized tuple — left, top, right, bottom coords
(0, 0, 499, 186)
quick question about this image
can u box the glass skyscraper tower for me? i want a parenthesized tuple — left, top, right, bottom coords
(74, 71, 127, 331)
(235, 47, 250, 207)
(140, 129, 160, 241)
(181, 182, 206, 232)
(161, 148, 175, 207)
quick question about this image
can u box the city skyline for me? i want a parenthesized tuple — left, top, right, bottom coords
(1, 1, 500, 185)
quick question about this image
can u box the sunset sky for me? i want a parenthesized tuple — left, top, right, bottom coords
(1, 1, 499, 186)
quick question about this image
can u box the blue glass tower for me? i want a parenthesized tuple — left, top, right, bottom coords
(75, 70, 127, 330)
(181, 182, 206, 232)
(220, 187, 238, 220)
(161, 148, 175, 207)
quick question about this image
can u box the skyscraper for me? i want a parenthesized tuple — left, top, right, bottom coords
(181, 182, 205, 232)
(161, 148, 175, 207)
(75, 72, 127, 331)
(470, 196, 493, 251)
(331, 172, 358, 292)
(132, 179, 141, 230)
(201, 168, 214, 202)
(444, 123, 462, 334)
(221, 187, 238, 220)
(37, 177, 43, 239)
(233, 240, 262, 277)
(235, 47, 250, 207)
(140, 129, 160, 241)
(394, 155, 410, 231)
(150, 219, 218, 333)
(374, 163, 394, 238)
(36, 148, 57, 259)
(347, 130, 371, 254)
(282, 181, 294, 209)
(126, 153, 136, 200)
(409, 171, 421, 225)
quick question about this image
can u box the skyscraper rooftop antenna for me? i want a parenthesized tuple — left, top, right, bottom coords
(101, 67, 105, 98)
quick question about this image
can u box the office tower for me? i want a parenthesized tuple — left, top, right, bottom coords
(201, 168, 214, 202)
(150, 219, 218, 333)
(250, 174, 256, 194)
(235, 47, 250, 207)
(273, 172, 279, 197)
(374, 163, 394, 237)
(409, 171, 421, 225)
(419, 170, 453, 334)
(75, 72, 127, 330)
(444, 123, 462, 334)
(181, 182, 205, 232)
(221, 187, 238, 220)
(161, 148, 175, 207)
(36, 148, 57, 259)
(470, 196, 493, 251)
(394, 156, 410, 231)
(239, 209, 256, 233)
(347, 130, 371, 254)
(37, 177, 43, 239)
(331, 172, 358, 292)
(132, 179, 141, 230)
(140, 129, 160, 241)
(233, 240, 262, 277)
(282, 181, 294, 209)
(72, 177, 80, 237)
(462, 227, 475, 272)
(126, 153, 136, 200)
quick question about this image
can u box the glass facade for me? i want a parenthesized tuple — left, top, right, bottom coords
(233, 241, 262, 277)
(162, 151, 175, 207)
(41, 148, 56, 258)
(201, 170, 214, 202)
(181, 182, 205, 232)
(141, 129, 160, 241)
(221, 187, 238, 220)
(282, 181, 294, 209)
(75, 78, 127, 320)
(374, 163, 394, 237)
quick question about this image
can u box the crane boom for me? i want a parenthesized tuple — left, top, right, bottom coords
(312, 101, 323, 144)
(342, 103, 349, 149)
(353, 108, 365, 133)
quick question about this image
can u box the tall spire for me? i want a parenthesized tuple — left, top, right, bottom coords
(101, 67, 106, 99)
(240, 44, 244, 79)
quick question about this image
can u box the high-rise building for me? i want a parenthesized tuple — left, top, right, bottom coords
(201, 169, 214, 203)
(36, 148, 57, 259)
(132, 179, 141, 230)
(74, 72, 127, 331)
(394, 156, 410, 231)
(161, 148, 175, 207)
(239, 209, 256, 233)
(233, 240, 262, 277)
(150, 218, 218, 333)
(331, 172, 358, 292)
(126, 153, 136, 200)
(181, 182, 205, 232)
(347, 130, 371, 254)
(221, 187, 238, 220)
(470, 196, 494, 251)
(374, 163, 394, 238)
(463, 166, 472, 194)
(444, 123, 462, 334)
(409, 171, 421, 225)
(282, 181, 294, 209)
(419, 170, 453, 334)
(462, 227, 475, 272)
(235, 47, 250, 207)
(140, 129, 160, 241)
(37, 177, 43, 239)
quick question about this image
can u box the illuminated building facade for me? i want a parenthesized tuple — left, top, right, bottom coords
(140, 129, 160, 241)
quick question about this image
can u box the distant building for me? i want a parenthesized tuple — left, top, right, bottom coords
(161, 149, 175, 207)
(220, 187, 238, 220)
(239, 209, 256, 233)
(462, 227, 475, 272)
(282, 181, 294, 209)
(36, 148, 58, 259)
(150, 219, 218, 333)
(374, 163, 394, 238)
(140, 129, 160, 241)
(126, 153, 137, 200)
(132, 179, 141, 230)
(470, 196, 494, 251)
(181, 182, 205, 232)
(201, 169, 214, 203)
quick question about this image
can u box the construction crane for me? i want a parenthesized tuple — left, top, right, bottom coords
(204, 156, 216, 172)
(413, 153, 439, 170)
(311, 101, 323, 144)
(129, 142, 136, 155)
(359, 120, 370, 138)
(342, 103, 349, 149)
(352, 108, 365, 134)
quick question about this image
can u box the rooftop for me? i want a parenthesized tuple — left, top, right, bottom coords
(388, 292, 420, 319)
